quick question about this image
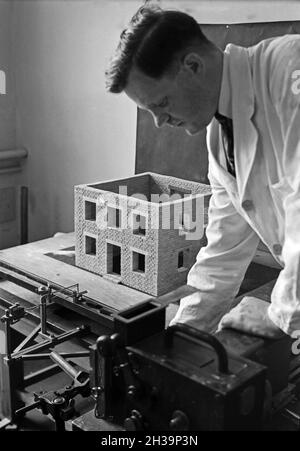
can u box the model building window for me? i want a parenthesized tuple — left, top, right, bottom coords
(132, 213, 146, 236)
(85, 235, 96, 255)
(132, 251, 145, 273)
(107, 206, 121, 228)
(177, 248, 190, 270)
(178, 251, 184, 268)
(179, 212, 191, 231)
(85, 200, 96, 221)
(107, 243, 121, 275)
(179, 213, 184, 228)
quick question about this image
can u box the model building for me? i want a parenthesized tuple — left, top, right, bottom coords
(75, 172, 211, 296)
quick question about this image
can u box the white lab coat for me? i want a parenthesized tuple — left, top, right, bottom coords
(171, 34, 300, 336)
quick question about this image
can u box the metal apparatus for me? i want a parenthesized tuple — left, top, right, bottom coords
(1, 278, 300, 431)
(0, 284, 91, 428)
(89, 300, 294, 431)
(15, 351, 90, 431)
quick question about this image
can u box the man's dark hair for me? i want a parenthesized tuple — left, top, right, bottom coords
(105, 4, 211, 93)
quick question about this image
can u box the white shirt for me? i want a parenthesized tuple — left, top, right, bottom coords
(171, 34, 300, 336)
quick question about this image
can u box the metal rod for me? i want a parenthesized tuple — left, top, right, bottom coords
(50, 351, 79, 380)
(40, 295, 48, 335)
(54, 416, 66, 432)
(13, 325, 41, 354)
(23, 363, 62, 387)
(5, 320, 12, 359)
(0, 418, 11, 429)
(21, 351, 90, 361)
(11, 326, 87, 359)
(0, 264, 116, 328)
(58, 351, 90, 358)
(15, 401, 41, 416)
(20, 186, 28, 245)
(0, 148, 27, 162)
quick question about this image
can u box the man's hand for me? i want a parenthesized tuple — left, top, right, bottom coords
(218, 296, 285, 339)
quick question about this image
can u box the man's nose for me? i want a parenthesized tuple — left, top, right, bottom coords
(153, 112, 169, 128)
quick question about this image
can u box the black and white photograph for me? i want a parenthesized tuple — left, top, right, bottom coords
(0, 0, 300, 436)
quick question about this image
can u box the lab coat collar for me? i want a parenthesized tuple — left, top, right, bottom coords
(208, 44, 259, 199)
(218, 50, 232, 118)
(226, 44, 259, 202)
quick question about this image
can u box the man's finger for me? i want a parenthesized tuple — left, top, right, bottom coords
(217, 313, 234, 331)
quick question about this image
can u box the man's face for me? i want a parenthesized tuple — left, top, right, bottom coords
(124, 58, 215, 136)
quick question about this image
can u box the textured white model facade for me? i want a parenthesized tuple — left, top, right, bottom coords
(75, 172, 211, 296)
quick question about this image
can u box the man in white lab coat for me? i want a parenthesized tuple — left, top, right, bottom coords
(106, 5, 300, 338)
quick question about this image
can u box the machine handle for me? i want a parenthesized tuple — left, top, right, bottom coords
(165, 324, 229, 374)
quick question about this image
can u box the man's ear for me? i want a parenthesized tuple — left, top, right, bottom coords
(182, 52, 204, 77)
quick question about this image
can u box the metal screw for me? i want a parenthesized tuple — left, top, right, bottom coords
(53, 397, 65, 405)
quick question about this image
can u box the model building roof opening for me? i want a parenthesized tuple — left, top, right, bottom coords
(88, 173, 197, 204)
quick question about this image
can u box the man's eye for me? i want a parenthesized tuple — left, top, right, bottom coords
(158, 98, 168, 108)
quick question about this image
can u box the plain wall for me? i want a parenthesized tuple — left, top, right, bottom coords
(161, 0, 300, 24)
(12, 0, 300, 244)
(0, 0, 15, 149)
(0, 1, 23, 250)
(14, 0, 139, 241)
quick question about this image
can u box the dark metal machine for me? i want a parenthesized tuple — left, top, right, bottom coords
(89, 299, 299, 431)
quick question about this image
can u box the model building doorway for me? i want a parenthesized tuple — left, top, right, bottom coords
(107, 243, 121, 276)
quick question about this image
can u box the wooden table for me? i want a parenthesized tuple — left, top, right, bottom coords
(0, 232, 151, 312)
(0, 232, 284, 428)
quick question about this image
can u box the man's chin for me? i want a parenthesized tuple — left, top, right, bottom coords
(185, 125, 205, 136)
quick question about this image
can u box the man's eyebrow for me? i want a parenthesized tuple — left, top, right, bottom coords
(147, 101, 159, 109)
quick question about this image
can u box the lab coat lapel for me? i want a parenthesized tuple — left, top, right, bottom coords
(228, 45, 259, 203)
(207, 119, 237, 193)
